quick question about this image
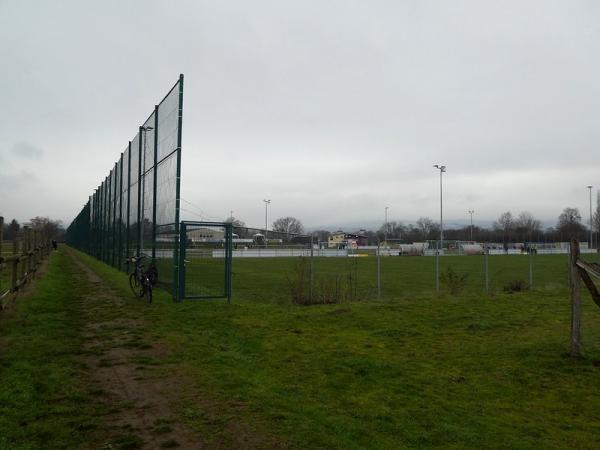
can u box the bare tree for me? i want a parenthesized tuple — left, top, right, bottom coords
(557, 207, 584, 239)
(416, 217, 434, 240)
(377, 220, 404, 240)
(494, 211, 514, 243)
(28, 216, 64, 240)
(3, 219, 20, 240)
(514, 211, 541, 241)
(272, 216, 304, 235)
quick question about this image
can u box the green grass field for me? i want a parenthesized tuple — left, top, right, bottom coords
(2, 249, 600, 448)
(184, 252, 600, 302)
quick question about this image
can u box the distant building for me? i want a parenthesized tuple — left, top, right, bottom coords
(328, 230, 368, 248)
(187, 227, 224, 242)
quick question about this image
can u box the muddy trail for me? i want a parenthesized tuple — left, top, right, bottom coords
(66, 248, 289, 450)
(69, 249, 202, 449)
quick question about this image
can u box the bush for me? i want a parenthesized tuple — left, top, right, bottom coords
(503, 279, 529, 293)
(440, 266, 468, 295)
(287, 257, 357, 305)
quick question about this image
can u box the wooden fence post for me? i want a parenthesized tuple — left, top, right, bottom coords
(11, 232, 18, 292)
(33, 229, 37, 271)
(570, 238, 582, 357)
(25, 227, 30, 279)
(0, 216, 3, 293)
(19, 229, 25, 282)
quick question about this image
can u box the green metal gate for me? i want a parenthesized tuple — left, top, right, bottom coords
(177, 221, 233, 302)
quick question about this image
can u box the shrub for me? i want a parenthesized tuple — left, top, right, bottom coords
(287, 257, 357, 305)
(503, 279, 529, 293)
(440, 266, 468, 295)
(287, 257, 309, 305)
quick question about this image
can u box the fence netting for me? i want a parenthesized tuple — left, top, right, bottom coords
(215, 234, 577, 303)
(66, 75, 184, 298)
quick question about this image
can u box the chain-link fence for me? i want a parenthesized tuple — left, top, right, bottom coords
(66, 75, 184, 298)
(215, 235, 587, 303)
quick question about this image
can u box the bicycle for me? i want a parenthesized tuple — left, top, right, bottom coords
(126, 255, 158, 303)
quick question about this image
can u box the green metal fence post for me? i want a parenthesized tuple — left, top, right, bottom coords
(100, 181, 104, 261)
(225, 222, 233, 303)
(152, 105, 158, 262)
(112, 163, 117, 267)
(104, 177, 109, 263)
(0, 216, 3, 293)
(117, 153, 123, 271)
(126, 141, 132, 271)
(137, 128, 143, 257)
(97, 186, 101, 260)
(95, 189, 98, 257)
(105, 176, 109, 263)
(91, 191, 95, 257)
(178, 221, 187, 301)
(173, 74, 184, 300)
(95, 189, 99, 258)
(107, 172, 111, 264)
(100, 180, 105, 262)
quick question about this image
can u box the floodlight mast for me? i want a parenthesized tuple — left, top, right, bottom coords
(433, 165, 446, 251)
(468, 210, 474, 241)
(587, 186, 593, 249)
(263, 199, 271, 244)
(385, 206, 389, 243)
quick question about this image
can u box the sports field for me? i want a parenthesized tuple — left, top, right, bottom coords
(1, 248, 600, 448)
(184, 251, 600, 301)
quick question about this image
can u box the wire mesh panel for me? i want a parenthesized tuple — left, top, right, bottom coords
(157, 84, 180, 162)
(140, 113, 155, 257)
(65, 75, 184, 300)
(118, 148, 127, 268)
(106, 169, 114, 265)
(156, 224, 178, 296)
(113, 161, 120, 268)
(180, 222, 232, 300)
(229, 226, 313, 303)
(141, 166, 154, 255)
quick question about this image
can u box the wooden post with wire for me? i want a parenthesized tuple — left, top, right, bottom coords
(569, 238, 600, 357)
(570, 239, 582, 357)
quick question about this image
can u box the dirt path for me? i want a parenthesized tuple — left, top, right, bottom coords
(69, 250, 202, 449)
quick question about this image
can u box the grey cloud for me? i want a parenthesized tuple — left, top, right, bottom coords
(11, 142, 44, 159)
(0, 0, 599, 226)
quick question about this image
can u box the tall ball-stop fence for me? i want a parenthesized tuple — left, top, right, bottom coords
(66, 75, 187, 299)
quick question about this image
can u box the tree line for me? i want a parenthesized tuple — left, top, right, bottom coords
(1, 217, 65, 241)
(227, 205, 599, 245)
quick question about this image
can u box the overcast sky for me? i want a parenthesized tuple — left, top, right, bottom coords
(1, 0, 599, 230)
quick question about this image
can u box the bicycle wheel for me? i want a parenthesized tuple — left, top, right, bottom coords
(129, 273, 143, 297)
(145, 281, 153, 304)
(147, 266, 158, 286)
